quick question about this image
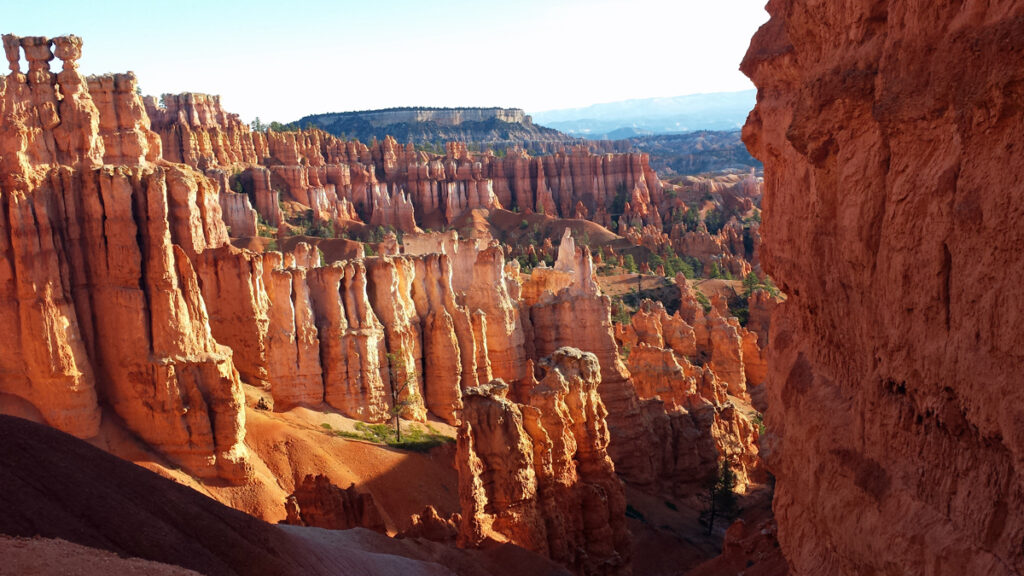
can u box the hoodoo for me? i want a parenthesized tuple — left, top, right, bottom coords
(1, 30, 774, 576)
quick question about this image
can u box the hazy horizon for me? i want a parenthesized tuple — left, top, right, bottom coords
(11, 0, 768, 123)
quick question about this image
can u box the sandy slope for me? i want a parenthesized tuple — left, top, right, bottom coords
(0, 536, 201, 576)
(0, 415, 568, 576)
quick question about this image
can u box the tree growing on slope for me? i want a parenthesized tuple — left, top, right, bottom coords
(702, 460, 739, 534)
(385, 351, 417, 443)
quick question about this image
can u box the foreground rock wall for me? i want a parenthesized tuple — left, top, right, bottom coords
(743, 1, 1024, 573)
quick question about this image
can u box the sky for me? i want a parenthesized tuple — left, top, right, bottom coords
(8, 0, 769, 123)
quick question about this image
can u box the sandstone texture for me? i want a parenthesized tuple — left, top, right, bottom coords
(0, 414, 573, 576)
(743, 1, 1024, 574)
(457, 350, 631, 576)
(145, 98, 668, 234)
(616, 295, 761, 494)
(0, 35, 250, 483)
(283, 474, 386, 533)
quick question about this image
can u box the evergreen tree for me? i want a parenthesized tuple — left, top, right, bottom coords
(702, 460, 740, 534)
(385, 352, 417, 442)
(742, 271, 761, 297)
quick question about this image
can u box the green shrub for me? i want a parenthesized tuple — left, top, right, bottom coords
(752, 412, 766, 435)
(320, 421, 454, 453)
(695, 291, 712, 313)
(622, 254, 637, 273)
(611, 298, 632, 325)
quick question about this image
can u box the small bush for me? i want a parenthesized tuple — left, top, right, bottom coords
(611, 298, 632, 325)
(752, 412, 766, 435)
(307, 221, 335, 239)
(625, 504, 646, 522)
(733, 307, 749, 326)
(622, 254, 637, 273)
(321, 421, 454, 453)
(695, 291, 712, 313)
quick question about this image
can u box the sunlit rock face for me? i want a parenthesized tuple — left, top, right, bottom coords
(0, 34, 250, 483)
(147, 96, 667, 234)
(743, 1, 1024, 573)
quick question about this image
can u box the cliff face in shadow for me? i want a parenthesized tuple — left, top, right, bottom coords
(742, 1, 1024, 574)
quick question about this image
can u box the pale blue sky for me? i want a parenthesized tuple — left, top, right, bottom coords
(8, 0, 768, 123)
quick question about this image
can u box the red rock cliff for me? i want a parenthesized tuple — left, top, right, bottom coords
(0, 35, 250, 483)
(146, 101, 667, 234)
(743, 1, 1024, 573)
(457, 349, 631, 576)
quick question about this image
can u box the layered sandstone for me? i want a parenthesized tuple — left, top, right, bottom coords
(147, 102, 669, 234)
(283, 474, 386, 533)
(524, 242, 659, 487)
(617, 297, 761, 493)
(0, 35, 250, 483)
(457, 349, 631, 576)
(743, 1, 1024, 573)
(0, 34, 774, 576)
(193, 237, 509, 428)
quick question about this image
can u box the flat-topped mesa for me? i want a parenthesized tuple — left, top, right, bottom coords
(321, 107, 529, 128)
(743, 0, 1024, 573)
(294, 106, 573, 149)
(457, 348, 631, 576)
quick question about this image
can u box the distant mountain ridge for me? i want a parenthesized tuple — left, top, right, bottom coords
(294, 107, 578, 148)
(531, 90, 756, 139)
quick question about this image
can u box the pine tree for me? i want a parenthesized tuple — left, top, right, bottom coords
(703, 460, 740, 534)
(742, 271, 761, 297)
(385, 352, 417, 443)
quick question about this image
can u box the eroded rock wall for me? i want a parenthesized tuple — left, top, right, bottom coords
(457, 350, 631, 576)
(147, 100, 667, 233)
(743, 1, 1024, 573)
(0, 35, 249, 483)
